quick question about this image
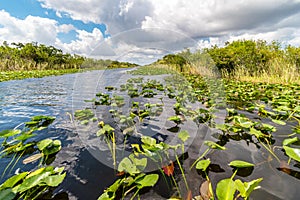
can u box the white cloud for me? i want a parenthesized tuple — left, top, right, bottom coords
(37, 0, 300, 50)
(0, 10, 57, 44)
(0, 10, 76, 45)
(57, 24, 75, 33)
(55, 28, 105, 56)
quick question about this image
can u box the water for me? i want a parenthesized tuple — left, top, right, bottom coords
(0, 69, 299, 199)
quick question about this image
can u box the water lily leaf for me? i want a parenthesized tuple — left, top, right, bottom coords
(37, 139, 53, 151)
(129, 154, 147, 171)
(168, 115, 182, 124)
(272, 119, 286, 125)
(0, 189, 16, 200)
(262, 123, 276, 132)
(235, 117, 253, 128)
(26, 168, 45, 179)
(283, 146, 300, 162)
(16, 171, 51, 193)
(0, 129, 21, 138)
(118, 157, 139, 175)
(235, 178, 263, 199)
(283, 137, 299, 146)
(98, 191, 113, 200)
(136, 174, 159, 188)
(196, 159, 211, 171)
(141, 136, 157, 147)
(41, 173, 66, 187)
(178, 130, 190, 142)
(15, 142, 35, 152)
(98, 179, 122, 200)
(249, 128, 265, 139)
(25, 116, 55, 129)
(37, 139, 61, 156)
(216, 178, 236, 200)
(106, 179, 122, 193)
(204, 141, 226, 150)
(97, 124, 114, 136)
(229, 160, 254, 168)
(80, 120, 89, 125)
(234, 179, 245, 197)
(14, 133, 35, 142)
(0, 172, 28, 189)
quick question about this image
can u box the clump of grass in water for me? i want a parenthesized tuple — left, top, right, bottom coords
(128, 64, 178, 75)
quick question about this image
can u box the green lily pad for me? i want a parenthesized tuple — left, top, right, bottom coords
(216, 178, 236, 200)
(271, 119, 286, 125)
(229, 160, 254, 168)
(196, 159, 211, 171)
(283, 137, 299, 146)
(178, 130, 190, 142)
(283, 146, 300, 162)
(136, 174, 159, 188)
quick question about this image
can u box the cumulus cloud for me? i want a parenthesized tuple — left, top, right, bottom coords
(37, 0, 300, 49)
(0, 10, 75, 45)
(0, 10, 58, 44)
(38, 0, 153, 34)
(56, 28, 105, 56)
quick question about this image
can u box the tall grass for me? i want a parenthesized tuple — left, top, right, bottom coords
(222, 57, 300, 84)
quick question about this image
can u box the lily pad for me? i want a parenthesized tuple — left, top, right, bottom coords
(283, 146, 300, 162)
(229, 160, 254, 168)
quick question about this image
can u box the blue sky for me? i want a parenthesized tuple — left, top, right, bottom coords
(0, 0, 300, 64)
(0, 0, 108, 43)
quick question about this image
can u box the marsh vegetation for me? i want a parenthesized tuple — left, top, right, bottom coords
(0, 39, 299, 199)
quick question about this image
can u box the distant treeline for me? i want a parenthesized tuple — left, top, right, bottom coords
(0, 42, 139, 72)
(82, 59, 139, 69)
(0, 41, 85, 71)
(156, 40, 300, 77)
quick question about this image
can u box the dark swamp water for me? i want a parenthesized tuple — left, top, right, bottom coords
(0, 69, 299, 199)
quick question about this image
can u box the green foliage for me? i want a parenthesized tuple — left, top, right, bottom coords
(204, 141, 226, 150)
(129, 64, 177, 75)
(235, 178, 263, 200)
(0, 116, 65, 200)
(74, 109, 95, 121)
(216, 178, 236, 200)
(0, 166, 66, 200)
(107, 60, 139, 69)
(0, 42, 84, 71)
(201, 39, 300, 83)
(216, 172, 262, 200)
(196, 159, 211, 171)
(283, 146, 300, 162)
(0, 69, 81, 82)
(228, 160, 254, 168)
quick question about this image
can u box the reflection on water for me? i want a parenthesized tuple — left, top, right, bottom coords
(0, 69, 299, 199)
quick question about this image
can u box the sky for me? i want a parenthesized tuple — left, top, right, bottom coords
(1, 0, 300, 64)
